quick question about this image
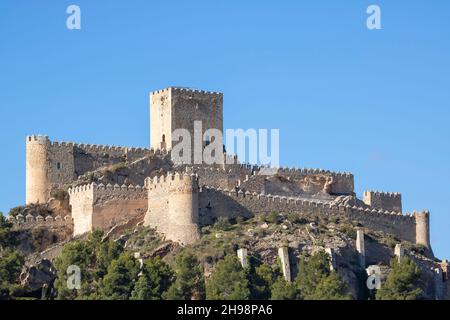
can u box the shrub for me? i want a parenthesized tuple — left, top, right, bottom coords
(110, 162, 128, 174)
(50, 190, 68, 201)
(214, 217, 231, 231)
(264, 212, 281, 224)
(340, 225, 357, 240)
(287, 213, 300, 224)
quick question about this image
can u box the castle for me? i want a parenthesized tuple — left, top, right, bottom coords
(24, 87, 431, 250)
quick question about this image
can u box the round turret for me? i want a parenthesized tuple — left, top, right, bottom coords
(26, 135, 49, 204)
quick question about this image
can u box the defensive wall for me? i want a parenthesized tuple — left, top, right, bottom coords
(197, 186, 429, 248)
(68, 182, 147, 236)
(26, 134, 150, 204)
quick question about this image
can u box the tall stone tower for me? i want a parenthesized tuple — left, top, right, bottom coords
(150, 87, 223, 161)
(144, 172, 200, 245)
(26, 135, 49, 204)
(415, 211, 431, 249)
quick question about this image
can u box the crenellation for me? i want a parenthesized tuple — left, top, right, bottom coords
(24, 86, 434, 256)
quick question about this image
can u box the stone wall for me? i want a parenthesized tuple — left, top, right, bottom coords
(363, 191, 402, 212)
(150, 87, 223, 156)
(10, 214, 72, 229)
(198, 187, 422, 245)
(26, 134, 150, 204)
(69, 183, 147, 236)
(144, 172, 200, 245)
(185, 164, 355, 197)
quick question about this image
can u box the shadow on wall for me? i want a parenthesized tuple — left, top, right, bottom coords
(199, 188, 253, 226)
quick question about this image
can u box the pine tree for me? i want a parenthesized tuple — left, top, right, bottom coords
(270, 278, 298, 300)
(0, 213, 16, 249)
(206, 254, 251, 300)
(163, 252, 205, 300)
(376, 257, 422, 300)
(296, 250, 350, 300)
(100, 252, 140, 300)
(0, 249, 25, 299)
(248, 262, 277, 300)
(314, 271, 351, 300)
(53, 230, 124, 300)
(131, 257, 174, 300)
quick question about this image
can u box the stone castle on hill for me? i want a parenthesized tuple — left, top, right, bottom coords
(23, 87, 432, 250)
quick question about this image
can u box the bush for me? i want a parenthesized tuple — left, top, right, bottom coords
(50, 190, 68, 201)
(236, 216, 245, 225)
(264, 212, 281, 224)
(287, 213, 300, 224)
(340, 225, 357, 240)
(110, 162, 128, 174)
(214, 217, 231, 231)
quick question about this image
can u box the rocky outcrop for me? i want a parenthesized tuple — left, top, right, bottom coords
(20, 259, 57, 293)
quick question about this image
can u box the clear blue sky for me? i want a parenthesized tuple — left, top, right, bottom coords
(0, 1, 449, 259)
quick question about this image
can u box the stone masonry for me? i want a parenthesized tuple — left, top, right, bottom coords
(25, 86, 432, 252)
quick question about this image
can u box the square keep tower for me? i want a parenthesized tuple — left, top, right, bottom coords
(150, 87, 223, 152)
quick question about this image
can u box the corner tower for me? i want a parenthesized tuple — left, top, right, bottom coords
(150, 87, 223, 153)
(144, 172, 200, 245)
(26, 135, 49, 204)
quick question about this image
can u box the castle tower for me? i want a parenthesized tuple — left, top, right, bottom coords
(150, 87, 223, 163)
(415, 211, 431, 249)
(363, 191, 402, 212)
(144, 172, 200, 245)
(26, 135, 49, 204)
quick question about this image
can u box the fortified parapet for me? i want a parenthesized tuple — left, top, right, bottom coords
(26, 134, 150, 205)
(198, 186, 428, 247)
(68, 183, 147, 236)
(363, 191, 402, 212)
(144, 172, 200, 245)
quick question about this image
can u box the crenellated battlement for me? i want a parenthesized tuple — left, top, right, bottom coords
(11, 213, 72, 229)
(363, 190, 402, 213)
(150, 86, 223, 97)
(198, 186, 427, 246)
(69, 182, 147, 236)
(26, 134, 152, 204)
(68, 182, 146, 196)
(145, 172, 199, 192)
(25, 86, 434, 252)
(27, 134, 151, 155)
(200, 186, 413, 220)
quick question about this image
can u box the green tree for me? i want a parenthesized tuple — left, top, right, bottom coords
(53, 240, 95, 299)
(206, 254, 250, 300)
(53, 230, 123, 300)
(0, 249, 25, 299)
(314, 272, 351, 300)
(163, 252, 205, 300)
(100, 252, 139, 300)
(270, 277, 298, 300)
(131, 257, 174, 300)
(0, 213, 16, 249)
(247, 260, 279, 300)
(376, 257, 422, 300)
(296, 250, 350, 300)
